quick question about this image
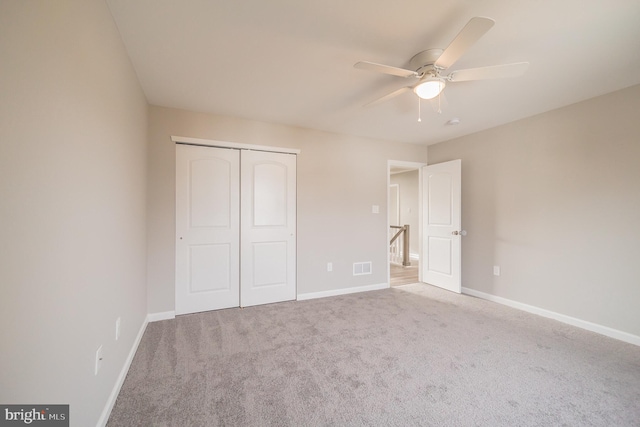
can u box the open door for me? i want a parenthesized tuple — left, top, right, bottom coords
(421, 159, 462, 293)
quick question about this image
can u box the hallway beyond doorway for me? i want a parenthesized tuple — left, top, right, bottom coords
(390, 263, 419, 286)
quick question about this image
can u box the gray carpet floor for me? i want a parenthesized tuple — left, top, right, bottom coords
(107, 284, 640, 426)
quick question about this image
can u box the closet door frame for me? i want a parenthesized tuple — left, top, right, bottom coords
(171, 136, 300, 156)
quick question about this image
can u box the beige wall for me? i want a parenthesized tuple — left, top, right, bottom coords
(0, 1, 148, 425)
(428, 84, 640, 337)
(147, 106, 428, 313)
(390, 170, 420, 257)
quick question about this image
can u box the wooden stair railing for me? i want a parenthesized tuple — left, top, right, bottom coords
(389, 224, 410, 266)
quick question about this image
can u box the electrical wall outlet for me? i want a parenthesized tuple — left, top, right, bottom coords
(95, 345, 103, 376)
(115, 317, 121, 341)
(327, 262, 333, 272)
(493, 266, 501, 276)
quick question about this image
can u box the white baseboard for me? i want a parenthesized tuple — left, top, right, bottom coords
(147, 310, 176, 322)
(410, 252, 419, 261)
(297, 283, 389, 301)
(462, 287, 640, 347)
(96, 316, 148, 427)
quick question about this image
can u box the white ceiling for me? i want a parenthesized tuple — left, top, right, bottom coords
(106, 0, 640, 145)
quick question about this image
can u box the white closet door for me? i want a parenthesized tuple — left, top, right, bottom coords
(240, 150, 297, 307)
(175, 144, 240, 315)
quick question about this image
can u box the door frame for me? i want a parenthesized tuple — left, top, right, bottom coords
(387, 160, 426, 286)
(389, 184, 400, 227)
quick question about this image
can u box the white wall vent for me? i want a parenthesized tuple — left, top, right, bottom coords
(353, 262, 372, 276)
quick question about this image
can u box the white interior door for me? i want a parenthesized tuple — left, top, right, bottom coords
(175, 145, 240, 315)
(421, 159, 462, 293)
(241, 150, 296, 307)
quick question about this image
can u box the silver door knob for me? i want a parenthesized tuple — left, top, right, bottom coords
(452, 231, 459, 235)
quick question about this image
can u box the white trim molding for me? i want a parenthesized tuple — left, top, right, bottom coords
(462, 287, 640, 347)
(147, 311, 176, 322)
(297, 283, 389, 301)
(98, 310, 177, 426)
(97, 317, 148, 427)
(171, 135, 301, 155)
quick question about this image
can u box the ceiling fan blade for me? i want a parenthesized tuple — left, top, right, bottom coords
(364, 86, 412, 107)
(448, 62, 529, 82)
(354, 61, 418, 78)
(435, 17, 495, 70)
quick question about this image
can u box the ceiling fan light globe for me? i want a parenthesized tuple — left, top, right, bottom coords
(414, 79, 446, 100)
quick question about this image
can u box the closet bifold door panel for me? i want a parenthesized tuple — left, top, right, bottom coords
(176, 144, 296, 315)
(175, 144, 240, 315)
(240, 150, 296, 307)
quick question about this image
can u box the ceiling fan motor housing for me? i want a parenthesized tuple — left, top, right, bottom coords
(409, 49, 444, 76)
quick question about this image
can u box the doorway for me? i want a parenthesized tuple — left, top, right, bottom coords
(388, 160, 425, 286)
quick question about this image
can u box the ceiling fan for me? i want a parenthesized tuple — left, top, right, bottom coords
(354, 17, 529, 108)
